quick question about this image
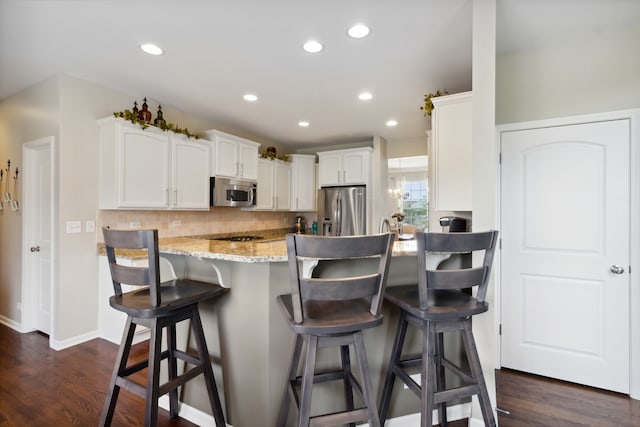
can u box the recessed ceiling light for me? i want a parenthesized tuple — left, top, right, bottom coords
(358, 92, 373, 101)
(140, 43, 164, 56)
(298, 121, 310, 127)
(243, 94, 258, 102)
(347, 24, 370, 39)
(386, 120, 398, 127)
(303, 40, 323, 53)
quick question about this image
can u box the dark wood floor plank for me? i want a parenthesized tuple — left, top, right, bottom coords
(496, 368, 640, 427)
(0, 325, 196, 427)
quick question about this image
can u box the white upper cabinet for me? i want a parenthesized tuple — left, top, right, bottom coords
(205, 129, 260, 180)
(256, 158, 291, 210)
(431, 91, 472, 211)
(171, 136, 211, 209)
(317, 147, 372, 187)
(288, 154, 316, 211)
(99, 117, 210, 210)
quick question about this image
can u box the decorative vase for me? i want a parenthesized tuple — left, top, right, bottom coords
(138, 97, 152, 123)
(154, 105, 166, 127)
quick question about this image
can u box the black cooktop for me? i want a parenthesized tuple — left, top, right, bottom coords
(211, 235, 264, 242)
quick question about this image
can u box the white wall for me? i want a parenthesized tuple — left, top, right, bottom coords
(496, 24, 640, 124)
(0, 77, 60, 327)
(471, 0, 496, 425)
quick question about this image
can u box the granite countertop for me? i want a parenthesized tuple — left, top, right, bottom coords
(97, 230, 418, 263)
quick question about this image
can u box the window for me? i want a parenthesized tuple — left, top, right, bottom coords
(388, 156, 428, 230)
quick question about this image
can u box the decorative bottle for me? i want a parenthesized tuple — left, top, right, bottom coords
(154, 105, 166, 128)
(138, 97, 152, 123)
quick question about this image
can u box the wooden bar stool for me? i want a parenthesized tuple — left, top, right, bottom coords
(100, 227, 227, 427)
(379, 230, 498, 426)
(276, 233, 395, 427)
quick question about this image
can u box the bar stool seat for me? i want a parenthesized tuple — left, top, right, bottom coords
(379, 230, 498, 427)
(276, 233, 395, 427)
(100, 227, 227, 427)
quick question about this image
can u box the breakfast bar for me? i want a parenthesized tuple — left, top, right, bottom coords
(98, 231, 449, 427)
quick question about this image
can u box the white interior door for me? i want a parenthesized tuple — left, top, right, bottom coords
(500, 119, 630, 393)
(23, 137, 53, 335)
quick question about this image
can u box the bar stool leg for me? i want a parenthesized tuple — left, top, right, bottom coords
(421, 321, 436, 427)
(167, 323, 179, 418)
(100, 317, 136, 427)
(353, 331, 380, 427)
(190, 307, 226, 427)
(461, 319, 496, 426)
(379, 311, 409, 424)
(145, 319, 162, 427)
(277, 334, 303, 427)
(340, 345, 356, 427)
(435, 332, 447, 426)
(297, 335, 318, 426)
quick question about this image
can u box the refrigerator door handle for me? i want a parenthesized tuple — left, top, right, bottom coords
(336, 192, 342, 236)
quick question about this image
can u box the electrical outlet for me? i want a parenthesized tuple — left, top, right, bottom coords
(129, 221, 141, 229)
(85, 220, 95, 232)
(171, 220, 182, 227)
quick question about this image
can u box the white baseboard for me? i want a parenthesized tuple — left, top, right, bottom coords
(158, 398, 470, 427)
(50, 330, 100, 350)
(0, 314, 22, 331)
(158, 396, 231, 427)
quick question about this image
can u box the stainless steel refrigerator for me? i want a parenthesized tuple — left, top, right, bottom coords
(317, 186, 366, 236)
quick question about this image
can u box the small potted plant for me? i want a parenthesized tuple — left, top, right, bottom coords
(420, 90, 448, 116)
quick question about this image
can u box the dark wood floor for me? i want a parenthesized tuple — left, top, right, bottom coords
(0, 324, 639, 426)
(0, 325, 196, 427)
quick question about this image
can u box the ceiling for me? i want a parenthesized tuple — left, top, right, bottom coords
(1, 0, 638, 150)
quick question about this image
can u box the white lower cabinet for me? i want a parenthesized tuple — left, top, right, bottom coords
(288, 154, 316, 211)
(99, 117, 210, 210)
(256, 158, 291, 210)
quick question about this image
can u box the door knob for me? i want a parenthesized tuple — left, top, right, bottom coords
(610, 264, 624, 274)
(30, 246, 40, 252)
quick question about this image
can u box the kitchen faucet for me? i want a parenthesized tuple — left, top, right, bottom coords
(379, 218, 391, 233)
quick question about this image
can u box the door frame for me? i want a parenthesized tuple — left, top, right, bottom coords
(21, 136, 56, 343)
(496, 108, 640, 399)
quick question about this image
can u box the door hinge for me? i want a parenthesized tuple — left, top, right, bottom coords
(499, 324, 502, 335)
(499, 238, 502, 250)
(499, 152, 502, 165)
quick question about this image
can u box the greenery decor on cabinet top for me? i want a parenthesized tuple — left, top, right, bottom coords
(420, 90, 448, 116)
(113, 109, 200, 139)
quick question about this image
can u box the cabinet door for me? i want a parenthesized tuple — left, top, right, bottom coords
(432, 92, 472, 211)
(342, 150, 369, 184)
(256, 159, 275, 209)
(172, 138, 210, 209)
(290, 155, 316, 211)
(118, 127, 170, 208)
(214, 136, 239, 178)
(238, 142, 258, 180)
(274, 161, 291, 210)
(318, 153, 342, 186)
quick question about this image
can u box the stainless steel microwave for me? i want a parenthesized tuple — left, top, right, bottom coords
(210, 177, 256, 207)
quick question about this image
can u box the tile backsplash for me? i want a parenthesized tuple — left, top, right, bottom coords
(97, 208, 306, 241)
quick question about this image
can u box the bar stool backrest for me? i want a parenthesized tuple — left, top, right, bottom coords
(102, 227, 162, 307)
(416, 230, 499, 309)
(286, 233, 395, 324)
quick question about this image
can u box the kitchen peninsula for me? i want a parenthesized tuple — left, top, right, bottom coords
(98, 231, 428, 427)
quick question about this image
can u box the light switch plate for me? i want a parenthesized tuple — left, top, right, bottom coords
(66, 220, 82, 234)
(86, 220, 95, 232)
